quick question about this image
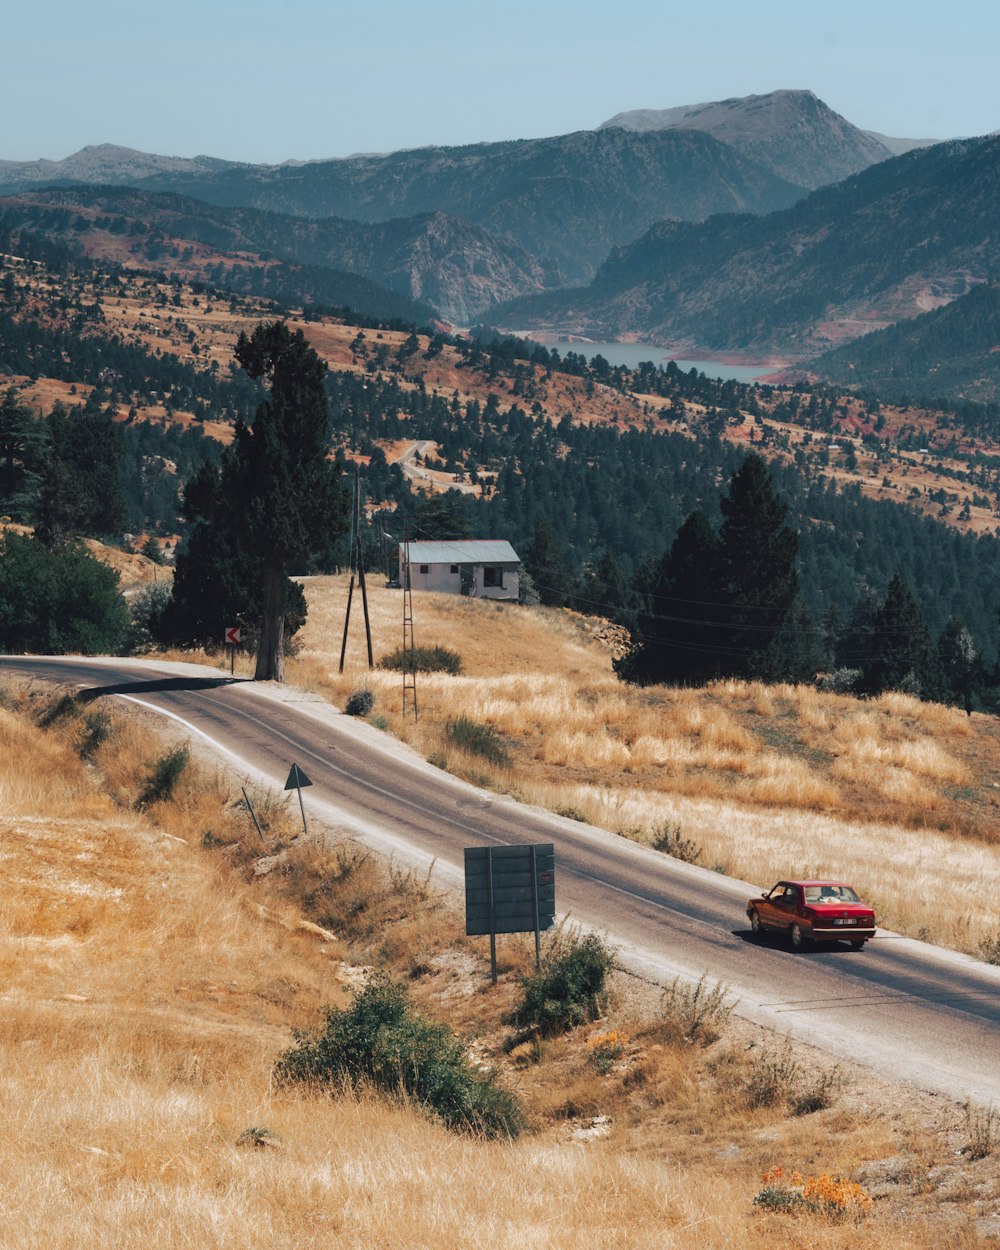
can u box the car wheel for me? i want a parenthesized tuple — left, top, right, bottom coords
(750, 910, 762, 938)
(790, 923, 808, 950)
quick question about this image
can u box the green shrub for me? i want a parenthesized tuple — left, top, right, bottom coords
(345, 689, 375, 717)
(792, 1068, 841, 1116)
(379, 645, 462, 675)
(651, 822, 701, 863)
(0, 532, 129, 655)
(745, 1041, 801, 1109)
(127, 582, 172, 654)
(658, 974, 733, 1045)
(752, 1185, 815, 1215)
(513, 931, 615, 1036)
(274, 975, 522, 1138)
(137, 745, 189, 807)
(964, 1102, 1000, 1159)
(446, 716, 510, 765)
(77, 709, 112, 760)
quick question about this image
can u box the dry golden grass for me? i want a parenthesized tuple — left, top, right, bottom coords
(84, 539, 173, 593)
(2, 683, 999, 1248)
(284, 574, 1000, 957)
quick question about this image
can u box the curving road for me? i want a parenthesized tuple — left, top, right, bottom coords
(5, 654, 1000, 1104)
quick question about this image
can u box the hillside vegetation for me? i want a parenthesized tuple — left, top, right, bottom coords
(287, 575, 1000, 957)
(1, 188, 553, 323)
(4, 659, 1000, 1246)
(6, 230, 1000, 678)
(811, 283, 1000, 405)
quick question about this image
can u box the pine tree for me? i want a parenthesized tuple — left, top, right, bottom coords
(937, 614, 980, 714)
(35, 401, 125, 544)
(756, 597, 827, 683)
(616, 509, 722, 686)
(864, 574, 939, 698)
(584, 549, 635, 627)
(523, 522, 574, 607)
(414, 489, 474, 539)
(715, 453, 799, 679)
(0, 387, 45, 521)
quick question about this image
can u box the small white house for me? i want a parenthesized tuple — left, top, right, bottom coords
(399, 540, 521, 601)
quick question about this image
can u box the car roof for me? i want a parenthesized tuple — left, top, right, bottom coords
(779, 880, 855, 888)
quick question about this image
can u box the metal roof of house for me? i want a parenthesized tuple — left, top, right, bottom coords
(399, 540, 520, 564)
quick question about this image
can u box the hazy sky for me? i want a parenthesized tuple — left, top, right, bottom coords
(4, 0, 997, 163)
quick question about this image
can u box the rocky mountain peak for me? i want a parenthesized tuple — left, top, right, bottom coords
(599, 88, 894, 188)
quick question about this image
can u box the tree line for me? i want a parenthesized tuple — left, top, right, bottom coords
(4, 253, 1000, 705)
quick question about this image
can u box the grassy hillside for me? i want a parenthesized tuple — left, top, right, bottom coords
(5, 658, 1000, 1246)
(286, 575, 1000, 957)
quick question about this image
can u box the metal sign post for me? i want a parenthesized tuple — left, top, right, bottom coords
(241, 785, 265, 843)
(284, 763, 313, 835)
(224, 626, 241, 675)
(487, 843, 497, 982)
(464, 844, 555, 983)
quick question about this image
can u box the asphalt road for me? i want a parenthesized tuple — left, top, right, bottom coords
(5, 654, 1000, 1104)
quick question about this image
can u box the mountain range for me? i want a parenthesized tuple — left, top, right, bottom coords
(493, 133, 1000, 362)
(0, 187, 554, 324)
(3, 90, 997, 400)
(0, 128, 805, 287)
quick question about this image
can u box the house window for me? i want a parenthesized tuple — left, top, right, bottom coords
(483, 566, 504, 588)
(450, 565, 458, 574)
(419, 564, 429, 574)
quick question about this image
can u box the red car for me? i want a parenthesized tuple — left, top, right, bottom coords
(747, 880, 877, 950)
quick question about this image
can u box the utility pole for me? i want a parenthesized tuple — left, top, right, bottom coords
(402, 521, 418, 719)
(339, 470, 374, 673)
(338, 474, 357, 674)
(357, 484, 374, 669)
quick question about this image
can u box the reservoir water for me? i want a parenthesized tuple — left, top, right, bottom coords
(534, 339, 773, 384)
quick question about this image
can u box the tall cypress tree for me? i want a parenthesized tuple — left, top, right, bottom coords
(170, 322, 347, 681)
(232, 322, 348, 680)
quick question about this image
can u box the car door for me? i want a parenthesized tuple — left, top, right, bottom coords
(770, 883, 800, 931)
(759, 882, 789, 929)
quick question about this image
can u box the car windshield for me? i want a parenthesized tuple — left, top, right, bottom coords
(804, 885, 861, 904)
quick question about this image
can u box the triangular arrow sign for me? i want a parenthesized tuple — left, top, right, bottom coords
(284, 763, 312, 791)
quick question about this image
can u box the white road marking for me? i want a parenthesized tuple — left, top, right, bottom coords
(115, 694, 250, 767)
